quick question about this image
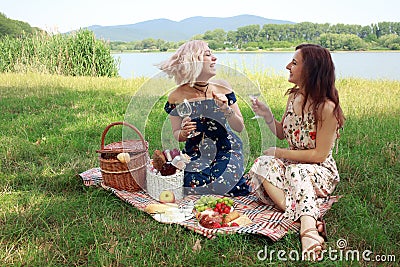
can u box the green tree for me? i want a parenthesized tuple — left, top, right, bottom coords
(236, 25, 260, 43)
(0, 12, 38, 37)
(379, 34, 400, 50)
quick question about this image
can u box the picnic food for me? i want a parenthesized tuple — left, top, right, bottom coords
(193, 196, 248, 229)
(169, 148, 181, 159)
(144, 203, 178, 214)
(197, 210, 223, 228)
(231, 215, 253, 226)
(159, 190, 175, 203)
(151, 148, 187, 176)
(194, 195, 234, 212)
(222, 210, 240, 224)
(160, 162, 177, 176)
(152, 149, 166, 171)
(116, 152, 131, 163)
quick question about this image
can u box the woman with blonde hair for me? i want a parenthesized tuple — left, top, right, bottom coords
(158, 40, 250, 196)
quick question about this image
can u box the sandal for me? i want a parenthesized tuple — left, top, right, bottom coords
(317, 219, 328, 241)
(300, 228, 325, 261)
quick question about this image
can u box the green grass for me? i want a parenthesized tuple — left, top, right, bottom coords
(0, 73, 399, 266)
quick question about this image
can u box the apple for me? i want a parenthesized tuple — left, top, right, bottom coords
(159, 190, 175, 203)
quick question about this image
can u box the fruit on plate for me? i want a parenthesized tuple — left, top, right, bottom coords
(196, 209, 242, 229)
(197, 210, 223, 228)
(194, 195, 234, 212)
(159, 190, 175, 203)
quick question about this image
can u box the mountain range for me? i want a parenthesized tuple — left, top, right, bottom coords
(83, 15, 294, 42)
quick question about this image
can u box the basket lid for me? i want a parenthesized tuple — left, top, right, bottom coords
(97, 140, 147, 154)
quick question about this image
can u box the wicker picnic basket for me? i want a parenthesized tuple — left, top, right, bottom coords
(146, 160, 184, 200)
(97, 122, 148, 192)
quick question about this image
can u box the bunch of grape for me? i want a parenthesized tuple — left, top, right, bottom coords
(194, 195, 234, 212)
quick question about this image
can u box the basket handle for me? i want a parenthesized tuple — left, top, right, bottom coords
(100, 121, 147, 150)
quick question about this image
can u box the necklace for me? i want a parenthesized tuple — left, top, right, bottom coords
(193, 83, 209, 100)
(194, 82, 209, 87)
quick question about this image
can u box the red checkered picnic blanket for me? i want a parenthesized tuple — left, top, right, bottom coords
(79, 168, 338, 240)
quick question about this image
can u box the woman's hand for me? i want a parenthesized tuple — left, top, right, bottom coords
(252, 98, 271, 118)
(263, 147, 277, 157)
(212, 91, 229, 110)
(180, 116, 197, 139)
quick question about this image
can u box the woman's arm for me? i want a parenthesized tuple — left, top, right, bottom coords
(222, 102, 245, 132)
(252, 95, 293, 140)
(167, 89, 197, 142)
(212, 80, 245, 133)
(265, 101, 338, 163)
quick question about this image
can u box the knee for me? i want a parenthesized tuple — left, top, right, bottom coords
(286, 164, 307, 178)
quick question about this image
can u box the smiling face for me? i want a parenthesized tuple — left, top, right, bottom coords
(286, 49, 304, 87)
(197, 47, 217, 82)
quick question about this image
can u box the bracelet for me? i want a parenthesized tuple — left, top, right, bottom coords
(222, 107, 235, 118)
(266, 116, 274, 124)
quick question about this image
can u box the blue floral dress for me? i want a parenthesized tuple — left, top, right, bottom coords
(164, 92, 250, 196)
(248, 95, 340, 221)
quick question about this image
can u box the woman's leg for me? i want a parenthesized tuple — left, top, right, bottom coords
(248, 155, 287, 207)
(262, 179, 286, 211)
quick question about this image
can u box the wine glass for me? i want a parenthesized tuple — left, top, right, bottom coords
(176, 99, 200, 138)
(249, 80, 262, 119)
(249, 92, 262, 119)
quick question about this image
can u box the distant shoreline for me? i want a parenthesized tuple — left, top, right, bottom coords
(111, 49, 399, 54)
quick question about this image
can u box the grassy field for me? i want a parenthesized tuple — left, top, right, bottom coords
(0, 73, 399, 266)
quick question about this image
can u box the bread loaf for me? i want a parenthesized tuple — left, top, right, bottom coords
(152, 149, 166, 171)
(231, 214, 253, 226)
(144, 203, 178, 214)
(222, 210, 240, 224)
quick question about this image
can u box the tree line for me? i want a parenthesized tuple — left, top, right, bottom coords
(111, 21, 400, 51)
(0, 12, 39, 37)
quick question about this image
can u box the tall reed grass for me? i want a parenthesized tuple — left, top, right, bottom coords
(0, 29, 119, 77)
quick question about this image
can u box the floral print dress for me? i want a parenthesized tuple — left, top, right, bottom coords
(248, 96, 340, 221)
(164, 92, 250, 196)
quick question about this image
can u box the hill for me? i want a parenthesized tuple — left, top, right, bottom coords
(83, 14, 295, 42)
(0, 12, 39, 37)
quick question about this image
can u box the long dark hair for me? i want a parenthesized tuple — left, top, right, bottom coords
(288, 43, 345, 130)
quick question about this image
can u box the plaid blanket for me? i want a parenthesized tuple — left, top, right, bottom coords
(79, 168, 338, 241)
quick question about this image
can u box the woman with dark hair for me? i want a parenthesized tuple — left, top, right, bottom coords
(248, 44, 345, 260)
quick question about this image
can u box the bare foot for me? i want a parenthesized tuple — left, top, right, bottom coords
(316, 219, 327, 241)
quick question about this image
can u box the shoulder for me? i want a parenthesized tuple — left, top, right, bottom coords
(167, 85, 185, 103)
(321, 99, 335, 113)
(211, 79, 233, 95)
(319, 99, 336, 120)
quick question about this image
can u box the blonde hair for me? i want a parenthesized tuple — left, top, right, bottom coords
(157, 40, 208, 86)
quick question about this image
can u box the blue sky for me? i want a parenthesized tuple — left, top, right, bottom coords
(1, 0, 399, 33)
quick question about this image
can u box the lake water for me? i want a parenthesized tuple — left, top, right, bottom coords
(114, 51, 400, 81)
